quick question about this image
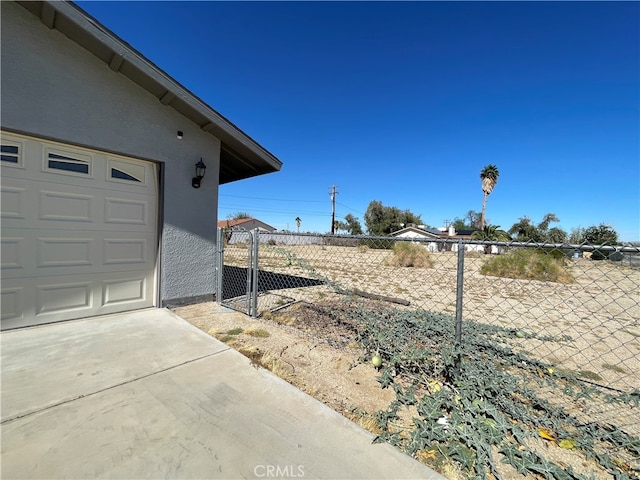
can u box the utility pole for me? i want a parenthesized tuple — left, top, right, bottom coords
(329, 185, 338, 234)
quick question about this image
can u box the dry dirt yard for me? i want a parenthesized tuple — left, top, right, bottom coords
(172, 300, 396, 433)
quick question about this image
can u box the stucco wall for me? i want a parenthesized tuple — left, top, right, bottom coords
(1, 2, 220, 303)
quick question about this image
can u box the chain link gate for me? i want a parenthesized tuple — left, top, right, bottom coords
(216, 228, 259, 316)
(216, 228, 317, 317)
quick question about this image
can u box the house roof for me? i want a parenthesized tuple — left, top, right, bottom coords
(216, 218, 275, 231)
(16, 1, 282, 185)
(390, 226, 478, 239)
(390, 227, 442, 238)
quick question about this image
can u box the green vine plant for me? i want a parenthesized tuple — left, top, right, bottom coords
(263, 245, 640, 479)
(347, 306, 639, 479)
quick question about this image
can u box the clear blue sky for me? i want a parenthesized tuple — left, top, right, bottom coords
(77, 1, 639, 241)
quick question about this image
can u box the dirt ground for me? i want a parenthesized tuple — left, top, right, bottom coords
(172, 301, 395, 430)
(171, 299, 634, 480)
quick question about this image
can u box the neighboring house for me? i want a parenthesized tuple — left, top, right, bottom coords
(391, 226, 443, 240)
(217, 218, 276, 233)
(0, 1, 282, 329)
(390, 225, 490, 253)
(391, 226, 444, 252)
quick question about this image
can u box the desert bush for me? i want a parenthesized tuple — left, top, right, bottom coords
(387, 241, 434, 268)
(480, 248, 574, 283)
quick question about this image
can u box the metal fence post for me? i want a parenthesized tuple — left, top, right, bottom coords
(455, 239, 465, 371)
(244, 230, 254, 314)
(250, 228, 260, 318)
(215, 227, 223, 303)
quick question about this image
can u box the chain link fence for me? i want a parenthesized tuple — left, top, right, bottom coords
(216, 229, 640, 478)
(219, 230, 639, 391)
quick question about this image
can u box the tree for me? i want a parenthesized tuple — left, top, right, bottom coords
(337, 213, 363, 235)
(508, 213, 567, 243)
(472, 225, 510, 254)
(582, 224, 618, 245)
(364, 200, 423, 236)
(295, 216, 301, 233)
(480, 165, 499, 229)
(508, 216, 538, 241)
(230, 212, 251, 220)
(581, 224, 619, 260)
(452, 210, 482, 231)
(569, 226, 586, 244)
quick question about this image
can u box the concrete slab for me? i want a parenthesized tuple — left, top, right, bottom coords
(1, 308, 227, 422)
(1, 308, 444, 479)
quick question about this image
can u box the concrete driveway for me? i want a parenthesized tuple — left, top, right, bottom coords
(1, 308, 443, 479)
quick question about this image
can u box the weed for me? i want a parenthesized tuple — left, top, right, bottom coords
(226, 327, 244, 335)
(387, 242, 434, 268)
(480, 248, 574, 283)
(246, 329, 271, 338)
(237, 345, 264, 367)
(576, 369, 603, 381)
(602, 363, 626, 374)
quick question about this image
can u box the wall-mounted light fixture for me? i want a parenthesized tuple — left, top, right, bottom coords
(177, 131, 183, 139)
(192, 158, 207, 188)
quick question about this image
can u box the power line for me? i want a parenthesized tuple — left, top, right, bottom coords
(219, 193, 326, 203)
(336, 201, 366, 216)
(219, 205, 330, 217)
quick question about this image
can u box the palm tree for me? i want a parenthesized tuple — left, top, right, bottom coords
(479, 164, 499, 229)
(295, 216, 301, 233)
(472, 224, 510, 254)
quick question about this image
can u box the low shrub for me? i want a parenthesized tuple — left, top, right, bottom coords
(357, 244, 370, 254)
(480, 248, 574, 283)
(387, 241, 434, 268)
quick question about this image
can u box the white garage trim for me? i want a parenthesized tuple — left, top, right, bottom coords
(1, 131, 159, 329)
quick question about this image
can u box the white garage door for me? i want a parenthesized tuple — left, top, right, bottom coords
(1, 132, 158, 329)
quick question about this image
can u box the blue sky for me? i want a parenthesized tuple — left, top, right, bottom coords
(77, 1, 639, 241)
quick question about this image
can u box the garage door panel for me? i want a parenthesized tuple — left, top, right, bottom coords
(1, 185, 27, 220)
(104, 196, 150, 226)
(2, 271, 154, 328)
(1, 132, 158, 329)
(103, 238, 148, 265)
(37, 237, 94, 268)
(2, 228, 154, 279)
(1, 237, 24, 269)
(102, 276, 147, 307)
(1, 286, 24, 322)
(2, 178, 155, 232)
(37, 279, 94, 316)
(39, 190, 94, 223)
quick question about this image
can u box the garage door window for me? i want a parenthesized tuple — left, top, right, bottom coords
(45, 150, 91, 176)
(108, 158, 145, 184)
(1, 144, 20, 164)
